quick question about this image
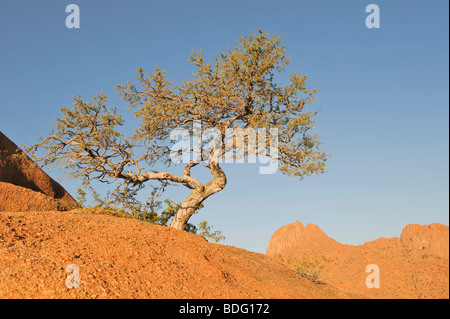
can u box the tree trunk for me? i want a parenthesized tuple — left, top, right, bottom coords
(170, 190, 205, 230)
(170, 161, 227, 231)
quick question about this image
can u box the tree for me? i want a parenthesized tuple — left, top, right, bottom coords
(28, 29, 328, 231)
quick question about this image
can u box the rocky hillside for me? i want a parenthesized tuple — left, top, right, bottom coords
(0, 132, 349, 299)
(0, 131, 76, 206)
(400, 223, 449, 259)
(1, 132, 446, 299)
(0, 182, 62, 212)
(0, 207, 352, 299)
(266, 221, 449, 299)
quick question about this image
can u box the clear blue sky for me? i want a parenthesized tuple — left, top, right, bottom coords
(1, 0, 448, 253)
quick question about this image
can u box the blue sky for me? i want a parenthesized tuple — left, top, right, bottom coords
(0, 0, 448, 253)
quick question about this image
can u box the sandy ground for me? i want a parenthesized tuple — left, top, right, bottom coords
(0, 182, 60, 212)
(0, 210, 353, 299)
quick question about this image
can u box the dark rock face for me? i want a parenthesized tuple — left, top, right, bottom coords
(0, 131, 76, 205)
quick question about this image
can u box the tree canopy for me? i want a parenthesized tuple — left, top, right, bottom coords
(28, 29, 328, 231)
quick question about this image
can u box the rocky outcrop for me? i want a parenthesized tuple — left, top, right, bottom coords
(400, 223, 449, 259)
(0, 131, 76, 206)
(266, 221, 337, 256)
(266, 221, 449, 298)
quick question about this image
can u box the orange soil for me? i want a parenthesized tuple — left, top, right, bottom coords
(0, 182, 60, 212)
(0, 179, 447, 299)
(0, 209, 351, 299)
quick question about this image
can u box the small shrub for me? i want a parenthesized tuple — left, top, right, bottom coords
(76, 185, 225, 243)
(76, 187, 87, 208)
(196, 221, 225, 243)
(293, 258, 324, 283)
(293, 255, 332, 283)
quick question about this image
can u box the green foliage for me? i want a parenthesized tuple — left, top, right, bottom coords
(196, 221, 226, 243)
(76, 187, 87, 208)
(293, 259, 323, 283)
(79, 185, 225, 243)
(157, 200, 225, 243)
(28, 29, 328, 187)
(115, 29, 328, 179)
(293, 255, 333, 283)
(87, 184, 160, 223)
